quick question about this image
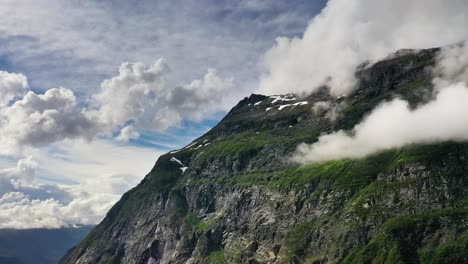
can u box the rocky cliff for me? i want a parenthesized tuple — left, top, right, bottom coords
(62, 47, 468, 264)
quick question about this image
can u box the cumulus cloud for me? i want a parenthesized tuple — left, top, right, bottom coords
(0, 71, 29, 107)
(0, 156, 37, 195)
(259, 0, 468, 96)
(154, 68, 234, 129)
(0, 60, 234, 155)
(95, 61, 234, 131)
(95, 59, 170, 130)
(0, 88, 100, 154)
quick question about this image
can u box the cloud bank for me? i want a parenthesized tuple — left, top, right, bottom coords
(293, 44, 468, 163)
(294, 82, 468, 163)
(259, 0, 468, 96)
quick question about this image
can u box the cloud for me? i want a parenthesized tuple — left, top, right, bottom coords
(0, 156, 37, 195)
(258, 0, 468, 96)
(115, 124, 140, 143)
(293, 83, 468, 162)
(0, 87, 100, 155)
(95, 61, 234, 131)
(0, 0, 319, 97)
(293, 43, 468, 163)
(434, 43, 468, 86)
(0, 191, 117, 229)
(0, 139, 161, 229)
(0, 71, 28, 107)
(154, 68, 235, 129)
(0, 60, 234, 155)
(94, 60, 170, 130)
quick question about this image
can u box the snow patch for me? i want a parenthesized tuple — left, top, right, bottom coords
(184, 141, 198, 149)
(270, 95, 296, 104)
(278, 101, 309, 110)
(254, 101, 262, 106)
(266, 107, 273, 111)
(170, 157, 184, 166)
(171, 156, 189, 173)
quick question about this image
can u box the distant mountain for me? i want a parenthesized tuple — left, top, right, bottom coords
(63, 47, 468, 263)
(0, 226, 93, 264)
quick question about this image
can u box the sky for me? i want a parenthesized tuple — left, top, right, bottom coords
(0, 0, 326, 228)
(1, 0, 468, 229)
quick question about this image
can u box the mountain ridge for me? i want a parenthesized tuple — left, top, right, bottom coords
(61, 47, 468, 264)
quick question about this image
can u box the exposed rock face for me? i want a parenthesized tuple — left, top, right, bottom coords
(62, 48, 468, 264)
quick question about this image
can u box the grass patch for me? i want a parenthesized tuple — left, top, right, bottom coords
(206, 250, 227, 264)
(283, 221, 317, 262)
(342, 208, 468, 264)
(185, 213, 216, 235)
(418, 236, 468, 264)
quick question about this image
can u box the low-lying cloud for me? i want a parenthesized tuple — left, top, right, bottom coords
(293, 44, 468, 163)
(293, 82, 468, 163)
(259, 0, 468, 96)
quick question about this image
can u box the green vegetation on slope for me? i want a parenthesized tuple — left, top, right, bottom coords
(342, 209, 468, 264)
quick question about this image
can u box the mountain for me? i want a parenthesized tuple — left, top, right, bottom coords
(0, 226, 92, 264)
(62, 47, 468, 263)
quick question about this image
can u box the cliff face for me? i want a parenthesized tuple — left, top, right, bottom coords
(62, 48, 468, 264)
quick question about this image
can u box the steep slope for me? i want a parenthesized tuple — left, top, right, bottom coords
(62, 47, 468, 264)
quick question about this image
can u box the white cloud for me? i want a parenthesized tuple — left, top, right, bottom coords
(94, 60, 170, 130)
(0, 191, 117, 229)
(259, 0, 468, 96)
(115, 124, 140, 143)
(154, 68, 235, 129)
(0, 61, 234, 155)
(434, 43, 468, 86)
(95, 61, 234, 131)
(293, 43, 468, 163)
(293, 82, 468, 163)
(0, 71, 29, 107)
(0, 88, 100, 154)
(0, 156, 37, 195)
(0, 139, 161, 229)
